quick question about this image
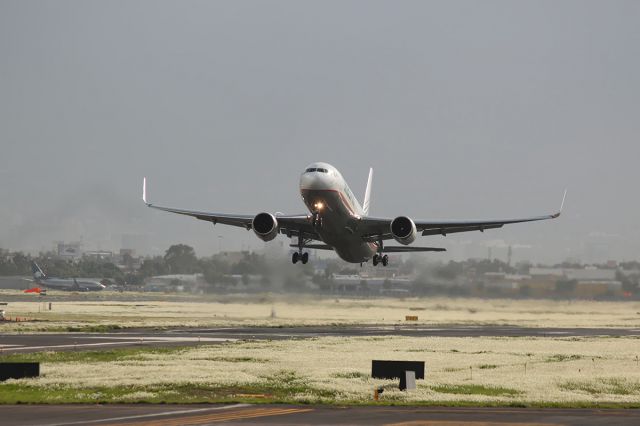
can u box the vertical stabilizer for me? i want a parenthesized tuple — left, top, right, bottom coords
(31, 262, 46, 281)
(362, 167, 373, 216)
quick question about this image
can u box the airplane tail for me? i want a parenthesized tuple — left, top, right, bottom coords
(31, 262, 46, 281)
(362, 167, 373, 216)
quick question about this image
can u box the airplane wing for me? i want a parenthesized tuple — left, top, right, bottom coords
(143, 178, 320, 239)
(360, 191, 566, 242)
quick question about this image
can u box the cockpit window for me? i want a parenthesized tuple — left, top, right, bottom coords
(305, 167, 328, 173)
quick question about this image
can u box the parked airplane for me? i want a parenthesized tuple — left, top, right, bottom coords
(143, 162, 565, 265)
(30, 262, 105, 291)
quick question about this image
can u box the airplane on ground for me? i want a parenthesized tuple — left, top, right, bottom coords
(143, 162, 565, 266)
(29, 262, 106, 291)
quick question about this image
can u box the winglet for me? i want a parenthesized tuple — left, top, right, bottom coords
(142, 177, 149, 205)
(362, 167, 373, 216)
(551, 189, 567, 218)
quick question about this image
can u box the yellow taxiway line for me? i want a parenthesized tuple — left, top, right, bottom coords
(103, 407, 314, 426)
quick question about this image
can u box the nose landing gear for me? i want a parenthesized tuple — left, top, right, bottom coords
(311, 211, 323, 228)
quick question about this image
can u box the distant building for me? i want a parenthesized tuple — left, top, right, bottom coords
(529, 267, 621, 298)
(84, 251, 114, 262)
(331, 274, 411, 294)
(144, 273, 205, 292)
(483, 272, 531, 289)
(56, 241, 82, 262)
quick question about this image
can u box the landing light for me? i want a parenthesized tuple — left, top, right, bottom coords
(314, 201, 324, 211)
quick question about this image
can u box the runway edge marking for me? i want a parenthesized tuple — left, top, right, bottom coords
(34, 404, 251, 426)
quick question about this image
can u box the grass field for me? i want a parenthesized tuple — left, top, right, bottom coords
(2, 336, 640, 407)
(1, 290, 640, 331)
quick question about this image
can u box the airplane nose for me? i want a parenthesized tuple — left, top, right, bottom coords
(300, 173, 331, 190)
(299, 173, 315, 189)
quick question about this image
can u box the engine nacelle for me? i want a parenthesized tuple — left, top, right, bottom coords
(252, 212, 279, 242)
(390, 216, 417, 245)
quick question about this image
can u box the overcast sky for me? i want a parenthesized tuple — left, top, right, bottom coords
(1, 1, 639, 263)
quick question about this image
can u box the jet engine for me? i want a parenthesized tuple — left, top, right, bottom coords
(252, 212, 279, 241)
(390, 216, 417, 245)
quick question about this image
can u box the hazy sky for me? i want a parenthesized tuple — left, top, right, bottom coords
(1, 1, 639, 263)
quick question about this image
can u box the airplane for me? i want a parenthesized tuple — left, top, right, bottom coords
(29, 262, 106, 291)
(143, 162, 565, 266)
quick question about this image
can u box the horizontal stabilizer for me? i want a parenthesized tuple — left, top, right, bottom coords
(383, 246, 446, 253)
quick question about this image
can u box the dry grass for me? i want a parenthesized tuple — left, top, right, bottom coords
(5, 335, 640, 405)
(1, 290, 639, 331)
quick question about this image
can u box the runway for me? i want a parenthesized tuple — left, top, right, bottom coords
(2, 324, 640, 353)
(2, 326, 640, 424)
(1, 403, 639, 425)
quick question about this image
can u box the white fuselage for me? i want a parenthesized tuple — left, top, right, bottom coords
(38, 277, 105, 291)
(299, 162, 377, 263)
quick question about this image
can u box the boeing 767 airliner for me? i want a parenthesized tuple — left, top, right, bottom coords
(143, 162, 565, 266)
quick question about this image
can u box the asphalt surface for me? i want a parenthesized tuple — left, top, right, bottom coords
(2, 325, 640, 353)
(1, 404, 639, 426)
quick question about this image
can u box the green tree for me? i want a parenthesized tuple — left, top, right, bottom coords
(200, 255, 230, 286)
(11, 252, 31, 275)
(555, 279, 578, 295)
(616, 270, 639, 293)
(138, 256, 169, 278)
(122, 253, 135, 270)
(435, 261, 464, 280)
(37, 258, 78, 278)
(124, 273, 142, 286)
(230, 252, 267, 275)
(164, 244, 198, 274)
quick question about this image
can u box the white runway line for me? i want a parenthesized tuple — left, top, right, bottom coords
(4, 337, 236, 351)
(81, 336, 236, 342)
(35, 403, 251, 426)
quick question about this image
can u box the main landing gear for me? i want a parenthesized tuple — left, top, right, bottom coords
(292, 233, 309, 264)
(292, 251, 309, 265)
(372, 236, 388, 267)
(372, 254, 388, 267)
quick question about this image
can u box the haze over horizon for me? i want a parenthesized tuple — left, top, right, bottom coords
(2, 1, 639, 263)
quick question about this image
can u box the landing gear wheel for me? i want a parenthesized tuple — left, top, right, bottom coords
(292, 252, 299, 264)
(301, 252, 309, 264)
(372, 254, 379, 266)
(382, 255, 389, 267)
